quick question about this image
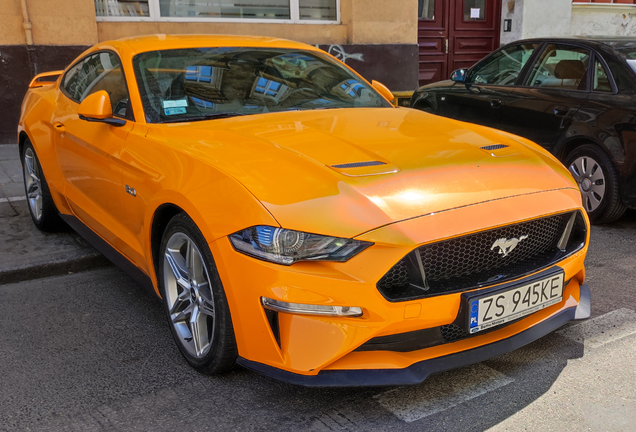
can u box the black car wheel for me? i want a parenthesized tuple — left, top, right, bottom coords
(159, 213, 237, 373)
(21, 139, 63, 231)
(565, 144, 626, 224)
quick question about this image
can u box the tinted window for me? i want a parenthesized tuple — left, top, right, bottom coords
(467, 43, 538, 86)
(593, 59, 612, 92)
(526, 44, 590, 90)
(62, 52, 132, 119)
(133, 48, 391, 123)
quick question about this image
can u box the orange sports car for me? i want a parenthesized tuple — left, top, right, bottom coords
(18, 35, 590, 386)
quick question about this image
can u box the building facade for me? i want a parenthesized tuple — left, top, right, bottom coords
(1, 0, 636, 142)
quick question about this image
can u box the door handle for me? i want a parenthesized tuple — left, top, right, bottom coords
(491, 99, 502, 108)
(54, 122, 66, 133)
(554, 106, 569, 116)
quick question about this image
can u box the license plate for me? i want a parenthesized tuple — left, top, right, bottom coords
(467, 272, 564, 334)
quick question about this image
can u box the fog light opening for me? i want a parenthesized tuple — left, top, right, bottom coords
(261, 297, 363, 317)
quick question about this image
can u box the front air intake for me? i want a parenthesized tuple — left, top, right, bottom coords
(377, 211, 587, 302)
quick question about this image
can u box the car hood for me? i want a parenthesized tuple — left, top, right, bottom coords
(148, 108, 577, 238)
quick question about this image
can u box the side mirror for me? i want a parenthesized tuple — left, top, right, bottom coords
(78, 91, 126, 126)
(371, 80, 395, 104)
(450, 69, 467, 82)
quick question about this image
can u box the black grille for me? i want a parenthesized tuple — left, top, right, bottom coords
(377, 211, 586, 302)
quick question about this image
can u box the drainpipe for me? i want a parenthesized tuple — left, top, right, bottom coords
(19, 0, 38, 76)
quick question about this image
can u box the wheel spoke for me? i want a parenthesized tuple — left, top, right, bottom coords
(171, 302, 194, 325)
(165, 249, 189, 288)
(569, 158, 584, 180)
(590, 167, 604, 184)
(169, 289, 191, 315)
(589, 182, 605, 197)
(189, 305, 208, 357)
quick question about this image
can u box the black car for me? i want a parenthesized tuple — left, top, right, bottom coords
(410, 37, 636, 224)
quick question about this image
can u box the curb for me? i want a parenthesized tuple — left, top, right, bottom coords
(0, 252, 112, 285)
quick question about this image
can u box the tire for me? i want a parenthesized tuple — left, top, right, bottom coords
(565, 144, 626, 224)
(21, 139, 63, 231)
(158, 213, 237, 373)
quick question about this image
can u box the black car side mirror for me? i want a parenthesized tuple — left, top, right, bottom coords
(450, 69, 467, 82)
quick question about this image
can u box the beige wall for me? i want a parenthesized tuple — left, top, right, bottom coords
(571, 4, 636, 37)
(342, 0, 417, 45)
(97, 22, 348, 45)
(0, 0, 98, 46)
(1, 0, 418, 46)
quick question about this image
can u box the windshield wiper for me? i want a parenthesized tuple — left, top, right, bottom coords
(159, 112, 247, 124)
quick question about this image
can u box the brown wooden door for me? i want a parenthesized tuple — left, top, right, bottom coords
(418, 0, 501, 87)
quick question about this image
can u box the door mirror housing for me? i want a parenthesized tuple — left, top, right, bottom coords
(450, 69, 467, 82)
(78, 91, 126, 126)
(371, 80, 395, 104)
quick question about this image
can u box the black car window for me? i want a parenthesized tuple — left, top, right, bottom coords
(62, 52, 133, 120)
(466, 43, 538, 86)
(526, 44, 590, 90)
(593, 59, 612, 92)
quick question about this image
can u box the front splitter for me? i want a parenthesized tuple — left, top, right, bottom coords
(237, 284, 591, 387)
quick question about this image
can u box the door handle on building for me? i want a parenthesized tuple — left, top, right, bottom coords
(54, 122, 66, 133)
(445, 39, 449, 54)
(491, 99, 502, 108)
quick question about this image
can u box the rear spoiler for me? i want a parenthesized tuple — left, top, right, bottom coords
(28, 70, 63, 88)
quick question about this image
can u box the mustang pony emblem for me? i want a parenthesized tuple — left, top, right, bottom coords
(491, 235, 528, 257)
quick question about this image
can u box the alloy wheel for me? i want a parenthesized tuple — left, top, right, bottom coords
(568, 156, 605, 212)
(23, 147, 43, 221)
(163, 232, 216, 359)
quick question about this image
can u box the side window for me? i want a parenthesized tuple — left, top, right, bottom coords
(467, 43, 539, 86)
(593, 59, 612, 92)
(62, 52, 133, 120)
(526, 44, 591, 90)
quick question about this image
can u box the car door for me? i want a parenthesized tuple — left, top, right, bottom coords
(53, 51, 136, 251)
(502, 43, 592, 152)
(438, 42, 540, 131)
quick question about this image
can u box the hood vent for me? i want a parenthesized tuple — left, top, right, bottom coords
(480, 144, 509, 151)
(331, 161, 387, 169)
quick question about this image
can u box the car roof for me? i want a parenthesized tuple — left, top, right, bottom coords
(503, 36, 636, 53)
(110, 34, 320, 54)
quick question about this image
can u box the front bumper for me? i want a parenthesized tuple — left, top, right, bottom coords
(238, 283, 590, 387)
(210, 188, 589, 385)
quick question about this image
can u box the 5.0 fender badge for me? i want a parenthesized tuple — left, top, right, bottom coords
(491, 235, 528, 257)
(125, 184, 137, 197)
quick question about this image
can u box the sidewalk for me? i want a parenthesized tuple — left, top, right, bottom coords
(0, 144, 110, 284)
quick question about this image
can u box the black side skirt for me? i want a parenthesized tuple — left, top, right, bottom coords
(237, 283, 591, 388)
(59, 214, 156, 295)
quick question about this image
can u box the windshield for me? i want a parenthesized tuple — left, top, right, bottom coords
(133, 47, 391, 123)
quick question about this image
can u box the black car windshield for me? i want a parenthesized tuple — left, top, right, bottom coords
(132, 47, 391, 123)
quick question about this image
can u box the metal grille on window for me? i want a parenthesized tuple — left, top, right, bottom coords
(158, 0, 291, 19)
(95, 0, 150, 17)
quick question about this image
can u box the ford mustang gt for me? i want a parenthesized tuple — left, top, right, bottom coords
(18, 35, 590, 386)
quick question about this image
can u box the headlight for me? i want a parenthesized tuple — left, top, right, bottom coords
(229, 226, 372, 265)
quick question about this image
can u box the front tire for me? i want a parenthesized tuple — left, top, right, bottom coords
(565, 144, 626, 224)
(21, 139, 63, 231)
(159, 213, 237, 373)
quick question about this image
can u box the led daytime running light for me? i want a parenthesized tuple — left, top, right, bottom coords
(261, 297, 363, 317)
